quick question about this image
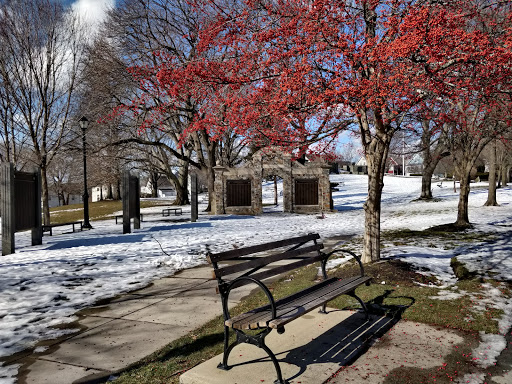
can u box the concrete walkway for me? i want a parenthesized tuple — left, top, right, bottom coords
(13, 266, 254, 384)
(180, 310, 463, 384)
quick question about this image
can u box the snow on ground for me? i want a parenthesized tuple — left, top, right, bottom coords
(1, 174, 511, 383)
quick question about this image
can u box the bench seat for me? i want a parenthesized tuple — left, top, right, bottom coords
(227, 275, 371, 330)
(162, 207, 182, 216)
(42, 221, 82, 236)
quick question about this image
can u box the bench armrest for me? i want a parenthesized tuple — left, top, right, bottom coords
(321, 248, 365, 279)
(220, 276, 277, 323)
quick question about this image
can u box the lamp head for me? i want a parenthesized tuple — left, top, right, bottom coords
(78, 116, 89, 131)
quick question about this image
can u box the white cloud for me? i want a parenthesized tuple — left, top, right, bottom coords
(72, 0, 114, 26)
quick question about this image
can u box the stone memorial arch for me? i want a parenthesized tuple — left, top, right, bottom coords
(213, 147, 331, 215)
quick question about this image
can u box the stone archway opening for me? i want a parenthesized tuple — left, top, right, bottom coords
(262, 175, 284, 213)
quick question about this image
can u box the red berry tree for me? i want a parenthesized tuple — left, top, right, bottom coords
(137, 0, 512, 262)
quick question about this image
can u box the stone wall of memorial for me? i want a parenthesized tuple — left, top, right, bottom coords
(212, 147, 331, 215)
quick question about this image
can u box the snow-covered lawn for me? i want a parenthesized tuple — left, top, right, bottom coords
(1, 174, 511, 382)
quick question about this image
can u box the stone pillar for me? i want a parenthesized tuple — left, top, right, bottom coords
(320, 164, 332, 212)
(253, 170, 263, 215)
(1, 163, 15, 255)
(282, 173, 293, 213)
(213, 165, 226, 215)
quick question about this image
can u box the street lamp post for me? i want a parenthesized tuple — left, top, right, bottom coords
(79, 116, 93, 229)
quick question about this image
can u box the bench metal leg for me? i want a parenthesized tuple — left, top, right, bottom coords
(348, 291, 369, 320)
(261, 341, 288, 384)
(218, 326, 236, 371)
(218, 327, 289, 384)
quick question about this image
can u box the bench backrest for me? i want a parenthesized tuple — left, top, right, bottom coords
(207, 233, 325, 287)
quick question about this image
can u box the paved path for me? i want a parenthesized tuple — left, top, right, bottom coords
(13, 266, 253, 384)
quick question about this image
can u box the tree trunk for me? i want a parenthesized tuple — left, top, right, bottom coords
(174, 184, 188, 205)
(361, 137, 389, 264)
(40, 166, 51, 225)
(455, 172, 472, 227)
(116, 179, 121, 200)
(173, 159, 190, 205)
(206, 163, 215, 212)
(502, 166, 509, 187)
(484, 140, 498, 206)
(419, 149, 447, 199)
(418, 121, 449, 200)
(150, 171, 159, 198)
(419, 120, 434, 199)
(420, 165, 436, 199)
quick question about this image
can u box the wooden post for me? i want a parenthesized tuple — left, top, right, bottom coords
(31, 168, 42, 246)
(134, 176, 140, 229)
(122, 170, 130, 234)
(191, 173, 198, 222)
(1, 163, 15, 255)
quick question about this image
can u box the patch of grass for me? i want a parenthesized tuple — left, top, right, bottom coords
(109, 258, 506, 384)
(450, 257, 478, 281)
(329, 260, 501, 334)
(49, 200, 171, 224)
(381, 228, 497, 250)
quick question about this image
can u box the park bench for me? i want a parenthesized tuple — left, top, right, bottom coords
(114, 214, 143, 224)
(207, 233, 371, 384)
(42, 221, 83, 236)
(162, 207, 182, 216)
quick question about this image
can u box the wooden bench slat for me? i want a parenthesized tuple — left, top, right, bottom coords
(207, 233, 320, 263)
(226, 276, 371, 330)
(225, 277, 343, 328)
(269, 276, 371, 329)
(214, 243, 324, 278)
(224, 253, 326, 289)
(226, 276, 358, 329)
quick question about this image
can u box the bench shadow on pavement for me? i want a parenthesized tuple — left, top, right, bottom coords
(228, 290, 414, 383)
